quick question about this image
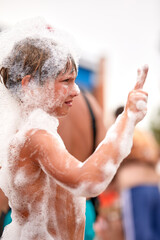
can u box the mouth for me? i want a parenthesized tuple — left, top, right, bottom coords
(65, 100, 73, 107)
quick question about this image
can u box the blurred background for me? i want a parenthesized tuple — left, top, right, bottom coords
(1, 0, 160, 131)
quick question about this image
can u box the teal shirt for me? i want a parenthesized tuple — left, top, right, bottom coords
(3, 209, 12, 228)
(84, 200, 96, 240)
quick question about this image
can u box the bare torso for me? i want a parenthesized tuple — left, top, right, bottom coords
(1, 106, 86, 240)
(2, 93, 106, 240)
(5, 139, 86, 240)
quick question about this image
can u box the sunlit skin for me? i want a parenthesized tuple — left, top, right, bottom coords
(5, 65, 148, 240)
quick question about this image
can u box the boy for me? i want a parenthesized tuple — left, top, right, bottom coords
(0, 18, 148, 240)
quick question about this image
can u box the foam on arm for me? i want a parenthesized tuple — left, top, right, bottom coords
(29, 106, 143, 198)
(27, 65, 148, 198)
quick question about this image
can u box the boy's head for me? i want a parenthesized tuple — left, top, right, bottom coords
(0, 17, 79, 88)
(0, 18, 80, 116)
(0, 37, 77, 90)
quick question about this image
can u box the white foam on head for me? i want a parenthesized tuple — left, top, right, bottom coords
(0, 17, 80, 115)
(0, 17, 80, 74)
(0, 20, 81, 125)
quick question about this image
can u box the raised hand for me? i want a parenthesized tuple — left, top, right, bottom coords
(125, 65, 148, 124)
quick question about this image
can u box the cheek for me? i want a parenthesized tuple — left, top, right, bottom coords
(60, 84, 69, 94)
(47, 85, 69, 110)
(55, 85, 69, 100)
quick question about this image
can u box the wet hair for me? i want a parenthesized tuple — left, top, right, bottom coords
(0, 38, 77, 90)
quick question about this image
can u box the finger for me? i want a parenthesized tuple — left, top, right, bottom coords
(129, 90, 148, 105)
(137, 68, 141, 77)
(134, 65, 149, 90)
(131, 89, 148, 97)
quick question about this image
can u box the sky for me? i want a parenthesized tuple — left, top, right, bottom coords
(1, 0, 160, 129)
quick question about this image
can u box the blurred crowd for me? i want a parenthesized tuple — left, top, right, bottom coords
(94, 106, 160, 240)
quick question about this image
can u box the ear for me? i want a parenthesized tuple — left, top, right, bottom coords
(21, 75, 32, 87)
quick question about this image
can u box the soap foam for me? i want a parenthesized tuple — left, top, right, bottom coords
(0, 17, 81, 240)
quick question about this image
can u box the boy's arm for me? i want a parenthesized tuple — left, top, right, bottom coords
(27, 65, 148, 197)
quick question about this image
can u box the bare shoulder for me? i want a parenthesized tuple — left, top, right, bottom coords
(26, 129, 54, 145)
(20, 128, 80, 183)
(20, 129, 62, 162)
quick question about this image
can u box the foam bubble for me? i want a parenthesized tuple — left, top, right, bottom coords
(136, 100, 147, 110)
(103, 159, 118, 177)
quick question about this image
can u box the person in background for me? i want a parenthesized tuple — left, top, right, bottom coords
(93, 107, 125, 240)
(114, 106, 160, 240)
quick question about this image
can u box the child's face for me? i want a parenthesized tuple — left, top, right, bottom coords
(42, 63, 80, 117)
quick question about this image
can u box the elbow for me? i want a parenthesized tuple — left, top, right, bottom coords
(71, 178, 113, 198)
(80, 163, 118, 197)
(74, 163, 118, 197)
(85, 182, 109, 198)
(61, 161, 119, 198)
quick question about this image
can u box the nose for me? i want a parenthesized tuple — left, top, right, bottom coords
(71, 83, 80, 98)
